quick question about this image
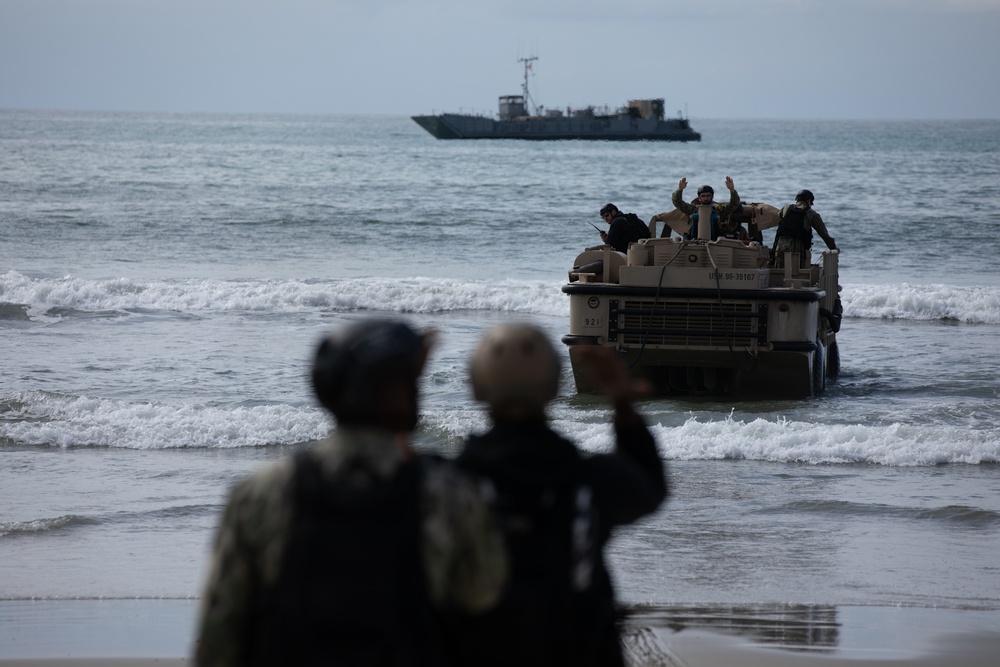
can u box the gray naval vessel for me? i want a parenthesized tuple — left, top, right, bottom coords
(412, 57, 700, 142)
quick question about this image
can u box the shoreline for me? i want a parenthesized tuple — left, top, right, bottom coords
(2, 599, 998, 666)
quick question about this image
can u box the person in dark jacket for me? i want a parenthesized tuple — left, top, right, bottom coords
(194, 319, 507, 667)
(598, 203, 651, 253)
(447, 323, 668, 667)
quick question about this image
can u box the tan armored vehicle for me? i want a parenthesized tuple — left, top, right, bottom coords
(563, 204, 842, 398)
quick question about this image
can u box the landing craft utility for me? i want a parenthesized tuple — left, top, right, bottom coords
(412, 57, 701, 142)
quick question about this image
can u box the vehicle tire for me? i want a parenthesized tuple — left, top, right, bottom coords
(827, 341, 840, 379)
(812, 341, 826, 396)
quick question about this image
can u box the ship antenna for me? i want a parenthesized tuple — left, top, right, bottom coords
(518, 55, 538, 115)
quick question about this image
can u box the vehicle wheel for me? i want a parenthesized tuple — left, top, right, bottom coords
(827, 341, 840, 379)
(812, 342, 826, 396)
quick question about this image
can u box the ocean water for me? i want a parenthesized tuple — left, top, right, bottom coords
(2, 111, 1000, 654)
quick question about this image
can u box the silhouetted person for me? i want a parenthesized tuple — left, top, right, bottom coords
(195, 319, 506, 667)
(446, 323, 668, 667)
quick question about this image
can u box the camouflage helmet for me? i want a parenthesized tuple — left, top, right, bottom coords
(312, 319, 428, 427)
(469, 323, 561, 419)
(795, 189, 815, 203)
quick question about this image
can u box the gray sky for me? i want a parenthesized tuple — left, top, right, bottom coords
(2, 0, 999, 119)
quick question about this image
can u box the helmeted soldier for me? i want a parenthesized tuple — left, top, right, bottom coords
(445, 323, 668, 667)
(670, 176, 742, 240)
(195, 319, 507, 667)
(772, 189, 838, 268)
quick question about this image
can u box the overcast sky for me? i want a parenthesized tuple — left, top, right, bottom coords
(2, 0, 998, 119)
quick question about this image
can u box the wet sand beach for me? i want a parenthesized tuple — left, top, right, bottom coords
(2, 599, 999, 666)
(0, 600, 193, 665)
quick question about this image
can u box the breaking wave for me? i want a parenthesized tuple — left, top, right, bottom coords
(0, 271, 566, 319)
(842, 283, 1000, 324)
(0, 390, 329, 449)
(5, 271, 1000, 324)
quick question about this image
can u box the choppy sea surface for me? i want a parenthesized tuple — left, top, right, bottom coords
(2, 111, 999, 655)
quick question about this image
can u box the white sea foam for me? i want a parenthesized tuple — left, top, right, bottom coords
(843, 283, 1000, 324)
(1, 271, 567, 318)
(0, 515, 95, 537)
(6, 271, 1000, 323)
(550, 411, 1000, 467)
(13, 389, 997, 465)
(426, 406, 1000, 467)
(1, 391, 329, 449)
(10, 391, 994, 464)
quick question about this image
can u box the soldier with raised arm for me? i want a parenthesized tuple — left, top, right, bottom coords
(669, 176, 742, 240)
(445, 324, 668, 667)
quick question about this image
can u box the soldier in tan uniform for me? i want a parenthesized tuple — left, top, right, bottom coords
(772, 189, 838, 268)
(650, 176, 742, 240)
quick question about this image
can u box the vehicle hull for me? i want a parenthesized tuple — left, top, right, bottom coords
(562, 228, 841, 399)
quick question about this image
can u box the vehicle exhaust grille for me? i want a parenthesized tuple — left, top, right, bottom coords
(610, 299, 767, 349)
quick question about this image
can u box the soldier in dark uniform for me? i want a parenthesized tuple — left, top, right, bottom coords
(446, 323, 668, 667)
(598, 203, 651, 253)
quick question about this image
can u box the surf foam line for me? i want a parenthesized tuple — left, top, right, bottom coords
(546, 412, 1000, 467)
(0, 391, 329, 449)
(0, 515, 98, 538)
(0, 271, 568, 318)
(843, 283, 1000, 324)
(7, 272, 1000, 324)
(423, 405, 1000, 466)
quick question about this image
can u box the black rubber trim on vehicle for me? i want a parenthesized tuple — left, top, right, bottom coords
(561, 335, 601, 346)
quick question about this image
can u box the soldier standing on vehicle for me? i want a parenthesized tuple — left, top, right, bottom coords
(669, 176, 742, 240)
(771, 189, 837, 268)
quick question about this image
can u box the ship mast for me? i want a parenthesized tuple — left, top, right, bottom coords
(519, 55, 538, 115)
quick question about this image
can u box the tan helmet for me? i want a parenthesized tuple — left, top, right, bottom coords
(470, 323, 561, 418)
